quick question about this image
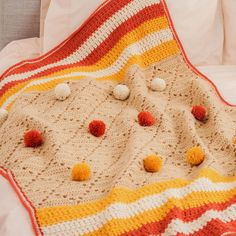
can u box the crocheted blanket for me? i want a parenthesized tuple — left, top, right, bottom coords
(0, 0, 236, 235)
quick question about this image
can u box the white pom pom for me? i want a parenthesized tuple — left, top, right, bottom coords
(0, 108, 8, 126)
(113, 84, 130, 101)
(55, 83, 71, 101)
(151, 78, 166, 91)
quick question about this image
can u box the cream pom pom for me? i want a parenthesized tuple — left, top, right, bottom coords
(55, 83, 71, 101)
(113, 84, 130, 101)
(151, 78, 166, 91)
(0, 108, 8, 126)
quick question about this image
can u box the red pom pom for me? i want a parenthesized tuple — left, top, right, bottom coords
(89, 120, 106, 137)
(191, 105, 207, 122)
(138, 111, 156, 126)
(24, 130, 43, 147)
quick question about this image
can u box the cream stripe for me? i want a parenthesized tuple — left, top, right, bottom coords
(41, 178, 236, 235)
(1, 29, 172, 109)
(163, 203, 236, 235)
(0, 0, 160, 87)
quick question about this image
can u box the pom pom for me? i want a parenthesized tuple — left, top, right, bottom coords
(0, 108, 8, 126)
(191, 105, 207, 122)
(89, 120, 106, 137)
(150, 78, 166, 91)
(138, 111, 156, 126)
(143, 155, 162, 173)
(54, 83, 71, 101)
(71, 163, 91, 181)
(234, 138, 236, 145)
(113, 84, 130, 101)
(24, 130, 43, 148)
(186, 146, 205, 166)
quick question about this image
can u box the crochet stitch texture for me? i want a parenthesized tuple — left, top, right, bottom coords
(0, 0, 236, 235)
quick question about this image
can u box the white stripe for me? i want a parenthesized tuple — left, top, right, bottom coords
(41, 178, 236, 235)
(162, 203, 236, 235)
(1, 28, 172, 109)
(0, 0, 160, 88)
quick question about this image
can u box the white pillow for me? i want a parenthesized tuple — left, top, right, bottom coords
(42, 0, 102, 53)
(165, 0, 224, 66)
(40, 0, 51, 38)
(222, 0, 236, 64)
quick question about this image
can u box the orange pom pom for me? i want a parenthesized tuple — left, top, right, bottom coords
(24, 130, 43, 147)
(89, 120, 106, 137)
(138, 111, 156, 127)
(71, 163, 91, 181)
(191, 105, 207, 122)
(143, 155, 162, 173)
(186, 146, 205, 166)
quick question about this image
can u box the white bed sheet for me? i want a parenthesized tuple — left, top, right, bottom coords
(0, 38, 40, 236)
(197, 65, 236, 105)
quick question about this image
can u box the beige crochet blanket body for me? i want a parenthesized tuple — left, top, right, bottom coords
(1, 55, 236, 206)
(0, 0, 236, 235)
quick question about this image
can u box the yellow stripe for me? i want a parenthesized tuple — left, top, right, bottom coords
(198, 168, 236, 182)
(81, 16, 171, 70)
(39, 190, 236, 230)
(39, 17, 172, 76)
(37, 168, 236, 226)
(84, 190, 236, 236)
(98, 40, 179, 81)
(2, 40, 179, 109)
(0, 16, 175, 108)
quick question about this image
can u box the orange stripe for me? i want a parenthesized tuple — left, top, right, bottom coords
(0, 15, 169, 99)
(36, 168, 236, 227)
(0, 0, 133, 79)
(121, 195, 236, 236)
(1, 40, 179, 109)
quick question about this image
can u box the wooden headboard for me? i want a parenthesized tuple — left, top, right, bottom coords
(0, 0, 41, 49)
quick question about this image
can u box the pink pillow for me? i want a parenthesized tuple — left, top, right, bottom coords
(222, 0, 236, 64)
(166, 0, 224, 66)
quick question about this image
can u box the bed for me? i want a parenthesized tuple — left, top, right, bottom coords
(0, 1, 236, 236)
